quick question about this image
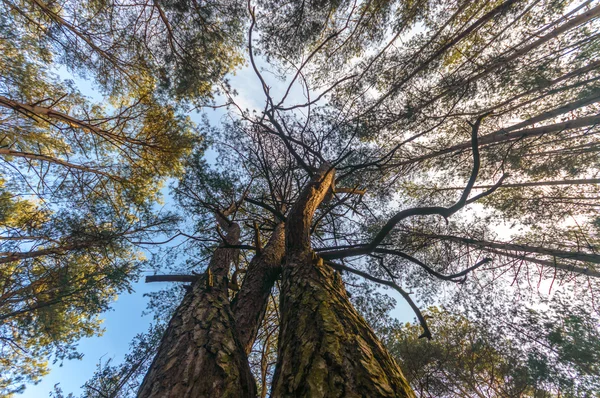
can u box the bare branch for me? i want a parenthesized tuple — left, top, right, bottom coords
(373, 248, 492, 282)
(325, 260, 432, 339)
(245, 197, 287, 222)
(145, 275, 198, 283)
(322, 115, 497, 260)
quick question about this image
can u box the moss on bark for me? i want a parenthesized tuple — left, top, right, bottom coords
(272, 251, 415, 397)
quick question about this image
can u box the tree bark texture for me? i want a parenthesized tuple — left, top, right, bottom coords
(138, 222, 256, 398)
(231, 222, 285, 354)
(285, 165, 335, 253)
(271, 251, 415, 397)
(272, 163, 415, 397)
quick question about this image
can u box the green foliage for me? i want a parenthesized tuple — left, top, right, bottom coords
(386, 297, 600, 397)
(0, 203, 151, 395)
(2, 0, 245, 99)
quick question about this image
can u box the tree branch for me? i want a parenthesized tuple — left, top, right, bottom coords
(334, 187, 367, 195)
(373, 248, 492, 282)
(0, 148, 120, 180)
(244, 197, 287, 221)
(325, 260, 432, 339)
(145, 275, 198, 283)
(321, 116, 500, 260)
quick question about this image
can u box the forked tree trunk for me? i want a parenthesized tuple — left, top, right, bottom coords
(137, 221, 256, 398)
(271, 165, 415, 397)
(231, 222, 285, 353)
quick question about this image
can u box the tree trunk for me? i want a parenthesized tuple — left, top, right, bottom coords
(137, 221, 256, 398)
(231, 222, 285, 354)
(271, 250, 414, 397)
(272, 164, 415, 397)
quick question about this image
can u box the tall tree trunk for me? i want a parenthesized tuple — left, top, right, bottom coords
(137, 220, 256, 398)
(273, 251, 414, 397)
(231, 222, 285, 354)
(272, 165, 415, 397)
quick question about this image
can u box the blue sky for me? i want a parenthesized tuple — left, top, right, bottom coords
(21, 280, 157, 397)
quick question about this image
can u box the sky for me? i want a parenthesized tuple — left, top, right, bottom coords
(21, 280, 157, 397)
(18, 58, 417, 397)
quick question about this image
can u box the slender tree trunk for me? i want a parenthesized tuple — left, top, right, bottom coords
(231, 222, 285, 354)
(271, 165, 415, 397)
(137, 220, 256, 398)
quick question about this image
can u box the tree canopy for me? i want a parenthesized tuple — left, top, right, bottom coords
(2, 0, 600, 396)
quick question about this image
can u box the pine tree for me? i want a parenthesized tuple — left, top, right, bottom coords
(5, 0, 600, 396)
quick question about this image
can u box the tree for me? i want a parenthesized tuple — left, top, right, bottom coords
(0, 0, 247, 393)
(8, 0, 600, 396)
(136, 0, 600, 395)
(138, 211, 256, 397)
(386, 296, 600, 397)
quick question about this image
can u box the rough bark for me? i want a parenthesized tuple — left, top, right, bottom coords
(272, 251, 415, 397)
(137, 222, 256, 398)
(272, 164, 415, 397)
(285, 164, 335, 252)
(231, 222, 285, 354)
